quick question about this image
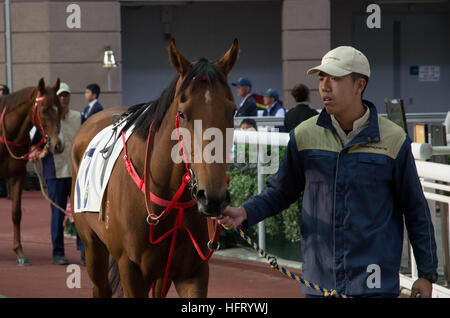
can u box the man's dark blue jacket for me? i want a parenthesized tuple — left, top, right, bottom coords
(81, 101, 103, 124)
(242, 101, 437, 297)
(235, 95, 258, 117)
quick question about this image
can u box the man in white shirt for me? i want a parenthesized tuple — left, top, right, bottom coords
(31, 82, 85, 265)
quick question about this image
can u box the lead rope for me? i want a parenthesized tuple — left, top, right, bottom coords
(235, 226, 349, 298)
(235, 227, 423, 298)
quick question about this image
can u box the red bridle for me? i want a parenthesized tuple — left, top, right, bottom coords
(0, 93, 50, 160)
(122, 110, 226, 298)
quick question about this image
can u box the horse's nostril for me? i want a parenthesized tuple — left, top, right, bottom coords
(196, 189, 207, 202)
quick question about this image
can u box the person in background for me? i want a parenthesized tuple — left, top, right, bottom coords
(284, 83, 318, 132)
(262, 88, 285, 132)
(0, 84, 10, 198)
(239, 118, 257, 131)
(232, 77, 257, 117)
(81, 83, 103, 124)
(30, 83, 85, 265)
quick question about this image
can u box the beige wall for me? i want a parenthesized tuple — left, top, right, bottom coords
(0, 3, 6, 85)
(282, 0, 330, 110)
(3, 0, 122, 112)
(1, 0, 331, 112)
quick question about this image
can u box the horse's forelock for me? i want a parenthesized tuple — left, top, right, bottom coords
(177, 58, 226, 96)
(133, 59, 229, 140)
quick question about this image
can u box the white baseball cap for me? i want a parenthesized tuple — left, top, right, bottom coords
(56, 82, 71, 95)
(307, 46, 371, 78)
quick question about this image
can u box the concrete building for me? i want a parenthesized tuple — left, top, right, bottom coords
(0, 0, 448, 115)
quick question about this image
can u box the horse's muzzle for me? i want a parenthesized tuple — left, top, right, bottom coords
(53, 139, 64, 154)
(196, 189, 230, 217)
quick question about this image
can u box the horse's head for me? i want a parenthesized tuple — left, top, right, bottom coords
(35, 78, 64, 154)
(168, 39, 239, 217)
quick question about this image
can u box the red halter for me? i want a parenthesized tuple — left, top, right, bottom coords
(0, 93, 50, 160)
(122, 111, 225, 298)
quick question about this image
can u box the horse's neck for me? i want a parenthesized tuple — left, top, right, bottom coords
(149, 123, 190, 202)
(2, 96, 34, 143)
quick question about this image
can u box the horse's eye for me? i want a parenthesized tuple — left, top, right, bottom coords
(42, 109, 48, 115)
(178, 111, 185, 119)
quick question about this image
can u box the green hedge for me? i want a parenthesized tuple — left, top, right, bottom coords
(220, 145, 302, 248)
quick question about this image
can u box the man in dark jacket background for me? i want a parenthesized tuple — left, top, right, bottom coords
(232, 77, 257, 117)
(284, 83, 318, 132)
(81, 83, 103, 124)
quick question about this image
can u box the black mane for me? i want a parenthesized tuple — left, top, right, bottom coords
(131, 58, 226, 140)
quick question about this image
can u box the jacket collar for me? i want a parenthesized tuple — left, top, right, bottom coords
(316, 100, 381, 146)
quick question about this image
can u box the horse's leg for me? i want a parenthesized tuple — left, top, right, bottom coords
(9, 173, 30, 266)
(117, 255, 150, 298)
(75, 214, 112, 298)
(86, 239, 112, 298)
(152, 278, 173, 298)
(173, 261, 209, 298)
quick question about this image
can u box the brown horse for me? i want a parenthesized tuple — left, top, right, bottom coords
(71, 39, 239, 297)
(0, 78, 63, 266)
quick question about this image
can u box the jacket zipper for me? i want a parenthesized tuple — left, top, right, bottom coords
(333, 151, 340, 290)
(333, 139, 368, 292)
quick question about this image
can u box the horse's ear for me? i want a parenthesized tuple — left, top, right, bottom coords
(38, 78, 46, 95)
(53, 78, 60, 92)
(168, 39, 191, 76)
(214, 38, 240, 76)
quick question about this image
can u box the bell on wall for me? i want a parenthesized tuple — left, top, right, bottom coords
(102, 46, 117, 91)
(103, 47, 117, 68)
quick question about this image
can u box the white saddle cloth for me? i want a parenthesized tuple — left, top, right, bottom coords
(74, 122, 134, 213)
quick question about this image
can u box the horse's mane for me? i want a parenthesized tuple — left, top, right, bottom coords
(0, 87, 36, 111)
(130, 58, 226, 140)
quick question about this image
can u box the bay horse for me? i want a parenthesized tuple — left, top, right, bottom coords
(71, 39, 239, 297)
(0, 78, 63, 266)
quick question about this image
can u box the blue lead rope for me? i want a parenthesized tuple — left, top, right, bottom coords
(234, 227, 423, 298)
(234, 226, 349, 298)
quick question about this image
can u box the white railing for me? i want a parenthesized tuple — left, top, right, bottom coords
(233, 130, 450, 297)
(402, 159, 450, 298)
(234, 112, 448, 128)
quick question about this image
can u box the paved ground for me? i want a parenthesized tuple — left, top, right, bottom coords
(0, 191, 304, 298)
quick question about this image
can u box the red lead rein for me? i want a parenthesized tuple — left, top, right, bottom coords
(121, 114, 223, 298)
(0, 95, 49, 160)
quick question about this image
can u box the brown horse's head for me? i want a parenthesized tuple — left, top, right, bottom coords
(35, 78, 64, 153)
(168, 39, 239, 217)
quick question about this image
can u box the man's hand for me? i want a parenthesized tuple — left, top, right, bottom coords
(411, 278, 432, 298)
(218, 206, 247, 230)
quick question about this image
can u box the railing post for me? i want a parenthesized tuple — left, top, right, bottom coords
(257, 144, 266, 253)
(442, 203, 450, 286)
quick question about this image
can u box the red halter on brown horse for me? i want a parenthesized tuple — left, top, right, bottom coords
(0, 78, 63, 266)
(71, 39, 239, 297)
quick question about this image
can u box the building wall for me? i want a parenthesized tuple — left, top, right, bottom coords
(281, 0, 330, 110)
(331, 0, 450, 114)
(0, 3, 5, 85)
(121, 1, 282, 108)
(2, 0, 122, 112)
(2, 0, 331, 113)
